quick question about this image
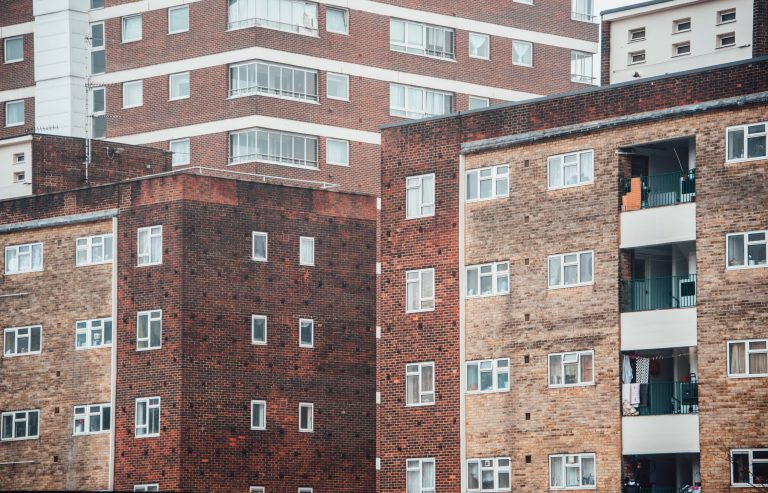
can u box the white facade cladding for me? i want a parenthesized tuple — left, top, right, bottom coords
(605, 0, 754, 84)
(621, 307, 697, 351)
(622, 414, 700, 454)
(0, 136, 33, 200)
(620, 203, 696, 249)
(33, 0, 90, 137)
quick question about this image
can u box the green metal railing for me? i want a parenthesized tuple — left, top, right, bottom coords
(621, 274, 697, 312)
(631, 381, 699, 416)
(622, 169, 696, 209)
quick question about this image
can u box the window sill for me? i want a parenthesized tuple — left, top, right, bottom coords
(227, 92, 321, 105)
(3, 351, 42, 358)
(673, 29, 691, 35)
(716, 44, 737, 50)
(5, 122, 25, 128)
(389, 48, 458, 63)
(4, 268, 43, 276)
(326, 29, 349, 36)
(172, 162, 191, 167)
(547, 180, 594, 191)
(0, 436, 39, 442)
(405, 214, 435, 220)
(137, 261, 162, 267)
(466, 194, 507, 203)
(469, 55, 491, 61)
(406, 308, 435, 314)
(672, 52, 691, 58)
(326, 95, 349, 102)
(75, 344, 112, 350)
(512, 62, 533, 68)
(725, 155, 768, 165)
(3, 59, 24, 65)
(628, 38, 646, 43)
(327, 161, 349, 167)
(227, 158, 320, 171)
(299, 344, 314, 349)
(726, 263, 767, 271)
(169, 96, 189, 102)
(405, 402, 435, 408)
(77, 260, 113, 267)
(727, 373, 768, 379)
(548, 382, 595, 389)
(73, 430, 110, 437)
(550, 487, 596, 491)
(135, 434, 160, 439)
(250, 426, 266, 431)
(466, 389, 510, 395)
(168, 29, 189, 35)
(137, 346, 162, 352)
(251, 340, 267, 346)
(466, 292, 509, 299)
(547, 282, 594, 290)
(252, 257, 268, 262)
(122, 104, 143, 110)
(121, 39, 142, 44)
(717, 19, 737, 26)
(226, 23, 319, 38)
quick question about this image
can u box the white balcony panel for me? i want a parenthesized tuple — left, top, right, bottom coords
(620, 203, 696, 249)
(623, 414, 700, 455)
(621, 307, 697, 351)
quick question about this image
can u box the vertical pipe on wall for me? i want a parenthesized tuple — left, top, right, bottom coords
(458, 154, 467, 492)
(108, 215, 118, 490)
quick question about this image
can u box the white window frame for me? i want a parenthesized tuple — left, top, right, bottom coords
(122, 14, 142, 43)
(137, 309, 162, 351)
(466, 262, 509, 298)
(512, 40, 533, 67)
(571, 0, 594, 22)
(406, 458, 436, 493)
(725, 122, 767, 163)
(252, 315, 267, 345)
(168, 72, 190, 101)
(726, 230, 767, 270)
(466, 358, 510, 394)
(405, 361, 435, 406)
(467, 457, 512, 491)
(466, 164, 509, 202)
(549, 453, 597, 489)
(73, 403, 111, 435)
(122, 80, 143, 109)
(731, 449, 768, 487)
(251, 400, 266, 430)
(134, 485, 159, 492)
(674, 18, 691, 33)
(90, 22, 105, 75)
(299, 318, 314, 348)
(718, 8, 736, 24)
(91, 86, 107, 138)
(75, 318, 113, 349)
(226, 0, 319, 35)
(250, 488, 265, 493)
(13, 171, 25, 183)
(252, 232, 268, 261)
(628, 50, 646, 65)
(5, 100, 24, 127)
(570, 51, 594, 84)
(4, 36, 23, 63)
(727, 339, 768, 378)
(390, 19, 455, 60)
(547, 251, 594, 289)
(390, 83, 453, 119)
(76, 234, 114, 266)
(406, 268, 435, 313)
(3, 325, 42, 357)
(229, 60, 318, 102)
(0, 410, 39, 441)
(326, 138, 349, 166)
(514, 0, 534, 4)
(548, 350, 595, 387)
(547, 150, 594, 190)
(717, 31, 736, 48)
(406, 173, 435, 219)
(326, 6, 349, 34)
(229, 128, 319, 169)
(135, 397, 160, 438)
(169, 138, 190, 166)
(4, 242, 43, 274)
(168, 5, 190, 34)
(673, 41, 691, 57)
(468, 96, 490, 110)
(298, 402, 314, 432)
(628, 27, 646, 42)
(298, 489, 313, 493)
(326, 72, 349, 101)
(137, 225, 162, 266)
(469, 32, 490, 60)
(300, 236, 315, 266)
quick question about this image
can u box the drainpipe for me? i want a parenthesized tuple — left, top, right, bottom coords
(459, 155, 467, 492)
(108, 216, 118, 490)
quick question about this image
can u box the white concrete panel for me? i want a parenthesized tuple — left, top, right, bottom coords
(622, 414, 700, 454)
(35, 78, 87, 136)
(33, 0, 89, 16)
(621, 307, 697, 351)
(620, 203, 696, 249)
(34, 10, 89, 81)
(0, 22, 34, 38)
(0, 86, 35, 104)
(0, 138, 33, 200)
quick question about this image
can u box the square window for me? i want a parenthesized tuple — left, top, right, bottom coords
(469, 33, 490, 59)
(512, 40, 532, 66)
(674, 18, 691, 32)
(5, 100, 24, 127)
(326, 73, 349, 100)
(252, 232, 268, 261)
(326, 7, 348, 34)
(13, 152, 25, 164)
(168, 5, 189, 34)
(4, 243, 43, 275)
(252, 315, 267, 345)
(300, 236, 314, 266)
(13, 172, 25, 183)
(718, 32, 736, 48)
(251, 400, 266, 430)
(468, 96, 490, 110)
(4, 36, 23, 63)
(299, 403, 313, 432)
(169, 138, 190, 166)
(123, 81, 143, 108)
(628, 27, 645, 42)
(122, 14, 142, 43)
(299, 319, 314, 347)
(137, 310, 162, 351)
(169, 72, 190, 100)
(326, 139, 349, 166)
(570, 51, 593, 83)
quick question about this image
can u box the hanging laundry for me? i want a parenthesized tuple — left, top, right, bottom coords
(629, 383, 640, 405)
(636, 357, 650, 384)
(623, 355, 634, 384)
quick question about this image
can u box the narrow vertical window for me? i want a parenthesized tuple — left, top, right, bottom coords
(406, 174, 435, 219)
(406, 268, 435, 312)
(135, 397, 160, 437)
(123, 80, 143, 108)
(5, 100, 24, 127)
(406, 362, 435, 405)
(91, 87, 107, 138)
(252, 315, 267, 345)
(300, 237, 315, 266)
(122, 14, 142, 43)
(252, 232, 268, 261)
(137, 310, 162, 350)
(168, 5, 189, 34)
(90, 22, 105, 75)
(169, 72, 190, 100)
(4, 36, 24, 63)
(137, 226, 162, 266)
(169, 138, 190, 165)
(299, 319, 314, 348)
(251, 400, 266, 430)
(299, 403, 314, 432)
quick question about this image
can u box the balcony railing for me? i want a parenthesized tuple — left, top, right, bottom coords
(622, 169, 696, 211)
(621, 274, 696, 312)
(623, 381, 699, 416)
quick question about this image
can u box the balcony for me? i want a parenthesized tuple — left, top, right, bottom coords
(621, 274, 696, 312)
(621, 169, 696, 211)
(623, 381, 698, 416)
(622, 453, 701, 493)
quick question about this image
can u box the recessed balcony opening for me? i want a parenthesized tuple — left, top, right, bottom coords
(621, 348, 698, 417)
(621, 136, 696, 211)
(622, 453, 701, 492)
(621, 243, 696, 312)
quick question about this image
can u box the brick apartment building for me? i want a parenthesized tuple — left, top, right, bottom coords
(0, 135, 377, 491)
(0, 0, 599, 196)
(378, 47, 768, 493)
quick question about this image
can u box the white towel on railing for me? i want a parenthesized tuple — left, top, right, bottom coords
(629, 383, 641, 405)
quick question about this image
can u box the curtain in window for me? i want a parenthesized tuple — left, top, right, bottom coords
(728, 235, 745, 266)
(580, 353, 593, 382)
(421, 461, 435, 489)
(727, 129, 745, 160)
(548, 256, 561, 286)
(729, 342, 746, 374)
(581, 456, 595, 486)
(513, 42, 530, 64)
(549, 355, 562, 385)
(749, 341, 768, 374)
(550, 457, 564, 487)
(406, 469, 420, 493)
(327, 141, 347, 164)
(470, 35, 487, 57)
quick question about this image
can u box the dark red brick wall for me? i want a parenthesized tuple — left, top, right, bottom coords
(600, 20, 611, 86)
(0, 97, 34, 140)
(754, 0, 768, 57)
(0, 33, 34, 92)
(0, 0, 32, 27)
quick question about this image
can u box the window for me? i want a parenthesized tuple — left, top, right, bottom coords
(718, 32, 736, 48)
(4, 36, 23, 63)
(406, 268, 435, 312)
(469, 33, 490, 59)
(548, 251, 594, 288)
(628, 28, 646, 42)
(469, 96, 490, 110)
(4, 242, 43, 274)
(390, 19, 455, 60)
(718, 8, 736, 24)
(122, 14, 142, 42)
(229, 128, 318, 168)
(466, 262, 509, 298)
(73, 404, 111, 435)
(135, 397, 160, 437)
(390, 84, 453, 119)
(251, 400, 266, 430)
(674, 42, 691, 56)
(406, 173, 435, 219)
(726, 122, 767, 162)
(731, 449, 768, 487)
(5, 100, 24, 127)
(549, 350, 594, 387)
(628, 50, 646, 64)
(227, 0, 318, 34)
(252, 315, 267, 344)
(169, 138, 190, 166)
(1, 410, 39, 441)
(298, 489, 313, 493)
(229, 60, 318, 101)
(728, 339, 768, 377)
(515, 0, 534, 4)
(326, 7, 348, 34)
(13, 172, 25, 183)
(252, 232, 268, 261)
(512, 40, 533, 67)
(572, 0, 593, 22)
(727, 231, 767, 268)
(90, 22, 105, 74)
(299, 403, 313, 432)
(300, 236, 314, 266)
(75, 318, 113, 349)
(467, 458, 511, 491)
(547, 150, 593, 189)
(169, 72, 189, 100)
(466, 358, 509, 393)
(13, 153, 25, 164)
(326, 73, 349, 101)
(123, 80, 143, 108)
(406, 458, 435, 493)
(570, 51, 593, 83)
(137, 226, 162, 266)
(250, 488, 265, 493)
(406, 362, 434, 406)
(674, 18, 691, 33)
(76, 234, 113, 266)
(550, 454, 596, 489)
(3, 326, 42, 356)
(168, 5, 189, 34)
(134, 485, 159, 492)
(92, 87, 106, 138)
(137, 310, 162, 350)
(326, 139, 349, 166)
(91, 0, 105, 8)
(466, 164, 509, 201)
(299, 319, 314, 347)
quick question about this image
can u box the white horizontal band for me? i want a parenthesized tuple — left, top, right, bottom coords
(89, 0, 202, 22)
(0, 22, 34, 38)
(0, 86, 35, 103)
